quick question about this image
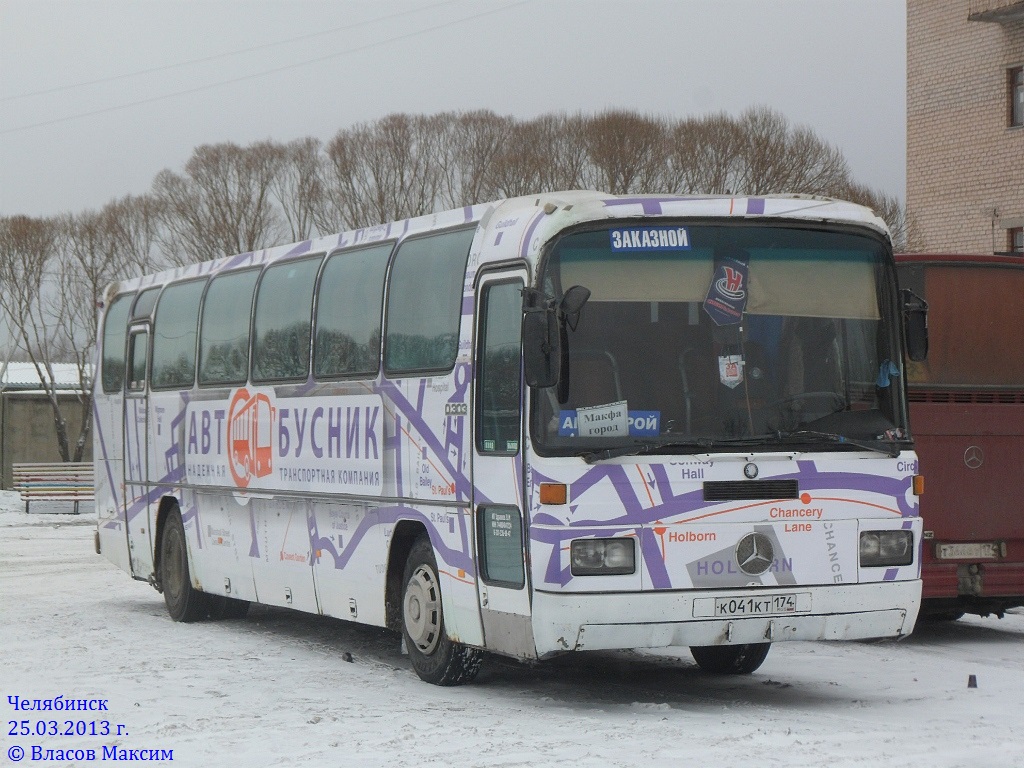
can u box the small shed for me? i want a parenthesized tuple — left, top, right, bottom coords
(0, 362, 93, 489)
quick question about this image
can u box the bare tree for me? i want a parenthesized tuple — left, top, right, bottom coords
(438, 110, 515, 209)
(479, 119, 544, 199)
(102, 193, 169, 275)
(321, 114, 449, 230)
(0, 217, 54, 365)
(732, 106, 851, 195)
(0, 215, 85, 461)
(666, 112, 745, 194)
(483, 113, 591, 198)
(270, 137, 324, 242)
(580, 110, 670, 194)
(153, 141, 285, 266)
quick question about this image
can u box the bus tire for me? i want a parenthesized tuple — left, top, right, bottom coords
(401, 535, 482, 686)
(159, 506, 209, 623)
(690, 643, 771, 675)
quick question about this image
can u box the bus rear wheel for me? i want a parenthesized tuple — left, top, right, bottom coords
(159, 506, 209, 623)
(401, 535, 482, 686)
(690, 643, 771, 674)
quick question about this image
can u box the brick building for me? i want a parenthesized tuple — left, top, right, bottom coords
(906, 0, 1024, 254)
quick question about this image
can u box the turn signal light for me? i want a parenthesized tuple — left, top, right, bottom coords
(913, 475, 924, 495)
(539, 483, 567, 505)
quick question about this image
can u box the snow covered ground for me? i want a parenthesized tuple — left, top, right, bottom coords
(2, 491, 1022, 768)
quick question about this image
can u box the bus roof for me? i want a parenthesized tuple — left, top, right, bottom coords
(105, 191, 892, 300)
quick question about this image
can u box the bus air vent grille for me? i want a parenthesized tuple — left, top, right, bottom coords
(703, 480, 799, 502)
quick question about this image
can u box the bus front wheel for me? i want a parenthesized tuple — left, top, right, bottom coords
(401, 535, 482, 686)
(159, 506, 209, 623)
(690, 643, 771, 674)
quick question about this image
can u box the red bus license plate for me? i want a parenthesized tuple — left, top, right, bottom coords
(936, 542, 999, 560)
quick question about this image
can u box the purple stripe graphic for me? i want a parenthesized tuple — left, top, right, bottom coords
(519, 211, 546, 259)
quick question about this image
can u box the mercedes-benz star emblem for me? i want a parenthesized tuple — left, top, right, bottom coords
(743, 462, 759, 479)
(964, 445, 984, 470)
(735, 532, 775, 576)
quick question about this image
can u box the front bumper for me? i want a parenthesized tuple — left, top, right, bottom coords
(530, 579, 921, 657)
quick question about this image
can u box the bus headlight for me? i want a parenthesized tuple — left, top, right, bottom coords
(860, 530, 914, 567)
(570, 538, 636, 576)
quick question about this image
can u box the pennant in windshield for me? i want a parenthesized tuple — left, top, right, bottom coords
(703, 248, 750, 325)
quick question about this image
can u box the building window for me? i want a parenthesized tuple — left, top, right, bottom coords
(1011, 227, 1024, 255)
(1011, 67, 1024, 128)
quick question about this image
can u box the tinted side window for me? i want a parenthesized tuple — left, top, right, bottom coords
(151, 280, 206, 390)
(101, 293, 134, 393)
(199, 269, 259, 386)
(127, 332, 148, 392)
(315, 243, 391, 378)
(477, 280, 523, 454)
(477, 506, 525, 588)
(252, 256, 322, 382)
(131, 287, 160, 320)
(385, 228, 475, 375)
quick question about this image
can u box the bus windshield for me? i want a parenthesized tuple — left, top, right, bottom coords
(532, 223, 906, 454)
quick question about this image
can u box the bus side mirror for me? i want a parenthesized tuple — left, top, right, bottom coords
(902, 289, 929, 362)
(521, 285, 590, 390)
(523, 307, 560, 388)
(560, 285, 591, 327)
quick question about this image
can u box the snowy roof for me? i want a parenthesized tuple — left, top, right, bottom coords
(0, 362, 90, 390)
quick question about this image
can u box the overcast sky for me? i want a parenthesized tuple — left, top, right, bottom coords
(0, 0, 907, 219)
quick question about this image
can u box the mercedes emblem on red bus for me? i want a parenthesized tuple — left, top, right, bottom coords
(963, 445, 984, 470)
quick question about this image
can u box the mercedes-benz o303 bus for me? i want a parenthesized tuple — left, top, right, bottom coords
(94, 191, 927, 685)
(896, 253, 1024, 620)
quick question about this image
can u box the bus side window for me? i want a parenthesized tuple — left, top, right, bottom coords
(314, 243, 392, 379)
(131, 287, 160, 321)
(127, 332, 148, 392)
(101, 293, 135, 394)
(477, 280, 523, 454)
(151, 279, 206, 390)
(385, 228, 475, 376)
(199, 269, 260, 386)
(252, 256, 323, 382)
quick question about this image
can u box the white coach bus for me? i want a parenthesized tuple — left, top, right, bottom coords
(93, 191, 928, 685)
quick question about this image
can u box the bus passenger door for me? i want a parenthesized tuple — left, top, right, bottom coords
(94, 293, 134, 575)
(123, 326, 155, 580)
(472, 271, 535, 659)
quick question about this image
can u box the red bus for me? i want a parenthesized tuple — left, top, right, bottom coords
(897, 254, 1024, 619)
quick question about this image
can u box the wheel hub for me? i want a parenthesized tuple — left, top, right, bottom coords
(404, 565, 441, 654)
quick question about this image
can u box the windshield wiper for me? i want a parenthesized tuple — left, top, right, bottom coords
(581, 431, 906, 463)
(582, 439, 714, 464)
(773, 429, 904, 458)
